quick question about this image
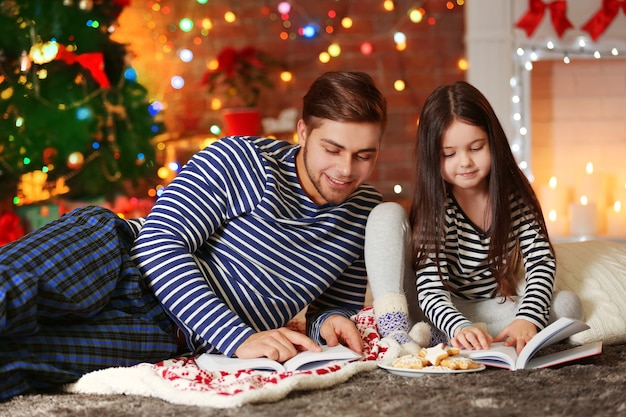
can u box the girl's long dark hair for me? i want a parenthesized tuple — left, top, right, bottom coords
(409, 81, 551, 297)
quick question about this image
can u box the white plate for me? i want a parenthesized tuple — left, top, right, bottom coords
(378, 362, 486, 378)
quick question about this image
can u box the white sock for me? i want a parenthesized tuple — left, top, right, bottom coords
(373, 293, 421, 354)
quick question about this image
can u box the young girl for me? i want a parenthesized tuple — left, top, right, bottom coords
(366, 81, 582, 355)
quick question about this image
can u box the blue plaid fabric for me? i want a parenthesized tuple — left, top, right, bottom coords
(0, 206, 177, 400)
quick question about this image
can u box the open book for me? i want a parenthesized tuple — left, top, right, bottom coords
(461, 317, 602, 370)
(195, 344, 362, 373)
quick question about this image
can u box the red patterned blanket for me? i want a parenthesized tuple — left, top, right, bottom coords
(65, 307, 389, 408)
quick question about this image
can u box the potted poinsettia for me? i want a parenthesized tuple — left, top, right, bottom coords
(201, 46, 282, 136)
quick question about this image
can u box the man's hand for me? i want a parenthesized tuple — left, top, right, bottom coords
(319, 314, 363, 354)
(494, 318, 538, 354)
(234, 327, 321, 362)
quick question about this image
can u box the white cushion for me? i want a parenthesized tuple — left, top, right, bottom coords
(554, 240, 626, 345)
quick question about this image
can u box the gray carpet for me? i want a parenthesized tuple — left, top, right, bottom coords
(1, 343, 625, 417)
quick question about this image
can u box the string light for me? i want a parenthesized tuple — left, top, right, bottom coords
(170, 75, 184, 89)
(512, 35, 626, 177)
(224, 11, 236, 23)
(135, 1, 465, 197)
(457, 58, 468, 71)
(301, 24, 317, 38)
(277, 2, 291, 15)
(280, 71, 293, 82)
(360, 42, 373, 55)
(327, 43, 341, 57)
(201, 18, 212, 31)
(408, 9, 424, 23)
(177, 48, 193, 62)
(179, 18, 193, 32)
(143, 1, 463, 61)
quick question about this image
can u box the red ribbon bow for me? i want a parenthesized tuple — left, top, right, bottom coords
(515, 0, 574, 38)
(56, 45, 111, 89)
(582, 0, 626, 41)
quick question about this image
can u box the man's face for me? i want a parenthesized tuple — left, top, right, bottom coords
(295, 118, 381, 205)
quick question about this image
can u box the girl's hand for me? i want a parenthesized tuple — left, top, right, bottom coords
(450, 324, 492, 350)
(494, 319, 538, 354)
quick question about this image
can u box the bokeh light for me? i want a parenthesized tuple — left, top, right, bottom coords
(178, 48, 193, 62)
(280, 71, 293, 82)
(170, 75, 184, 89)
(328, 43, 341, 57)
(277, 2, 291, 14)
(360, 42, 373, 55)
(179, 18, 193, 32)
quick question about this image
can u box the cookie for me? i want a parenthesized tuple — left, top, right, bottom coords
(395, 343, 481, 371)
(439, 356, 482, 370)
(391, 354, 429, 369)
(420, 343, 449, 366)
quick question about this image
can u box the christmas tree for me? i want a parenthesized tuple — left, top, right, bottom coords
(0, 0, 165, 206)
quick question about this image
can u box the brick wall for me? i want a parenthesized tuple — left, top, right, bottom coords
(112, 0, 466, 201)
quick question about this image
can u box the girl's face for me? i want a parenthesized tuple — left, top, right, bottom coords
(440, 120, 491, 193)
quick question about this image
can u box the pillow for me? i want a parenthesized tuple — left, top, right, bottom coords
(554, 240, 626, 345)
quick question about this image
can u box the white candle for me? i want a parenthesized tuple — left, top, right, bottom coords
(578, 163, 602, 204)
(613, 182, 626, 209)
(605, 201, 626, 238)
(540, 176, 569, 215)
(545, 208, 568, 237)
(576, 162, 607, 235)
(569, 197, 598, 238)
(540, 176, 570, 238)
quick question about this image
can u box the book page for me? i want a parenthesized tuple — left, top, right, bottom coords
(461, 342, 517, 369)
(283, 344, 362, 371)
(516, 318, 590, 368)
(195, 353, 283, 372)
(195, 344, 362, 373)
(525, 341, 603, 369)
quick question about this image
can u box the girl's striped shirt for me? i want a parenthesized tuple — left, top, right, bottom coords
(416, 193, 556, 338)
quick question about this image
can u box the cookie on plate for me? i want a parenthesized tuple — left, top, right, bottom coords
(391, 354, 429, 369)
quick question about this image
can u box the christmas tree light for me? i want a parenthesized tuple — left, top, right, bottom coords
(0, 0, 165, 204)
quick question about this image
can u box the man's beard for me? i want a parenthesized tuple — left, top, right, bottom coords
(302, 146, 352, 206)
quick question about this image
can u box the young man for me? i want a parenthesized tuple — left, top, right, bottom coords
(0, 71, 387, 399)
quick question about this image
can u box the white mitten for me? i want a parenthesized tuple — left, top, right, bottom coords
(373, 293, 421, 355)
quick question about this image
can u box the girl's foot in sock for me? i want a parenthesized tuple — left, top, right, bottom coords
(374, 294, 421, 354)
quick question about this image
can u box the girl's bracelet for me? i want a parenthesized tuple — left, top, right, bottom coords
(458, 323, 473, 332)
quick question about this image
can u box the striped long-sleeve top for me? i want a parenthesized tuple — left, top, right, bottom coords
(416, 193, 556, 338)
(131, 136, 382, 357)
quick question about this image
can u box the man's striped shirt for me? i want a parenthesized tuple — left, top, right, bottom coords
(131, 136, 382, 357)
